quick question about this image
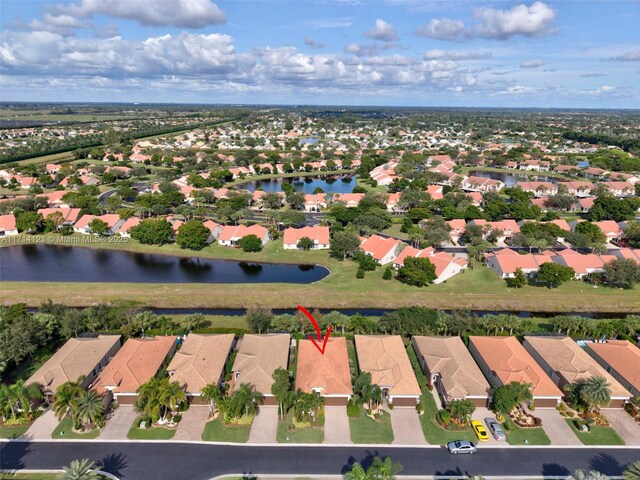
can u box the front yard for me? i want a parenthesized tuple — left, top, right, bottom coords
(504, 420, 551, 445)
(565, 419, 625, 446)
(0, 424, 30, 439)
(51, 417, 100, 440)
(348, 404, 394, 444)
(276, 411, 324, 443)
(127, 417, 176, 440)
(201, 416, 251, 443)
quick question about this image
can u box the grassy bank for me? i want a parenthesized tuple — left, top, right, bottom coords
(2, 235, 639, 312)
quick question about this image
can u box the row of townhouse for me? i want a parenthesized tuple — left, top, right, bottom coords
(485, 247, 640, 279)
(414, 334, 638, 409)
(517, 180, 637, 198)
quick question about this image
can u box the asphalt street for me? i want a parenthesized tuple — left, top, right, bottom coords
(1, 442, 639, 480)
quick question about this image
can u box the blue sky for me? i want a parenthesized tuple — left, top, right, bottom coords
(1, 0, 639, 107)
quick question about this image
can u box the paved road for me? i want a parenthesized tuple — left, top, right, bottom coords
(98, 182, 147, 206)
(1, 441, 638, 480)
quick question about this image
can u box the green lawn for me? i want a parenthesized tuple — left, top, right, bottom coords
(201, 416, 251, 443)
(565, 419, 625, 445)
(0, 424, 30, 439)
(0, 474, 60, 480)
(380, 224, 410, 240)
(504, 422, 551, 445)
(349, 405, 394, 444)
(127, 418, 176, 440)
(3, 235, 638, 312)
(276, 411, 324, 443)
(406, 345, 476, 445)
(51, 417, 100, 439)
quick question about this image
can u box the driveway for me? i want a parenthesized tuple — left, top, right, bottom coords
(603, 409, 640, 445)
(24, 409, 59, 439)
(323, 407, 351, 444)
(390, 407, 426, 445)
(248, 405, 279, 443)
(471, 407, 502, 446)
(534, 408, 580, 445)
(99, 405, 137, 440)
(174, 406, 208, 441)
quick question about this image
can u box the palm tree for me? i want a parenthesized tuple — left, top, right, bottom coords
(162, 380, 186, 423)
(371, 456, 403, 480)
(5, 381, 43, 420)
(0, 384, 13, 421)
(53, 380, 84, 420)
(343, 462, 370, 480)
(201, 383, 225, 417)
(294, 391, 323, 423)
(579, 376, 611, 411)
(57, 458, 101, 480)
(227, 383, 263, 421)
(624, 461, 640, 480)
(73, 390, 103, 430)
(135, 377, 165, 423)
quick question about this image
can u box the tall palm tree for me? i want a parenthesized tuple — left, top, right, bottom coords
(343, 462, 371, 480)
(579, 376, 611, 411)
(57, 458, 101, 480)
(161, 380, 186, 422)
(5, 381, 42, 419)
(135, 377, 165, 423)
(624, 461, 640, 480)
(371, 456, 403, 480)
(201, 383, 225, 417)
(53, 381, 84, 420)
(294, 391, 323, 423)
(73, 390, 103, 430)
(227, 383, 263, 420)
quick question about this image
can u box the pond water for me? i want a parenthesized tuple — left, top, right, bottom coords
(469, 170, 555, 188)
(0, 245, 329, 284)
(241, 174, 356, 194)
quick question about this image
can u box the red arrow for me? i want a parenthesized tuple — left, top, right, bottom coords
(297, 305, 332, 355)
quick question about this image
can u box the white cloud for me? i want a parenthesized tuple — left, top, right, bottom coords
(345, 43, 380, 57)
(474, 2, 556, 40)
(302, 18, 352, 29)
(54, 0, 226, 28)
(304, 37, 325, 49)
(415, 18, 465, 41)
(423, 49, 491, 60)
(578, 85, 616, 96)
(580, 72, 607, 78)
(609, 50, 640, 62)
(520, 59, 545, 68)
(363, 19, 399, 42)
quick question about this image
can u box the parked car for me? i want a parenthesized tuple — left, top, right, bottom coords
(447, 440, 478, 454)
(471, 420, 490, 441)
(484, 417, 506, 441)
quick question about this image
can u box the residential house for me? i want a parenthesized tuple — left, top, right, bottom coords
(230, 334, 290, 405)
(304, 193, 327, 212)
(558, 181, 594, 197)
(0, 214, 18, 236)
(593, 220, 625, 243)
(553, 249, 617, 279)
(354, 335, 421, 406)
(203, 220, 223, 243)
(91, 336, 177, 405)
(461, 176, 504, 193)
(296, 337, 352, 406)
(484, 248, 554, 279)
(613, 248, 640, 264)
(26, 335, 121, 402)
(516, 181, 558, 197)
(468, 336, 563, 407)
(73, 214, 123, 235)
(359, 235, 404, 265)
(600, 182, 635, 197)
(218, 224, 270, 247)
(167, 334, 235, 403)
(446, 219, 466, 244)
(37, 208, 82, 226)
(392, 247, 467, 283)
(118, 217, 141, 238)
(283, 226, 330, 250)
(519, 160, 550, 172)
(332, 193, 365, 208)
(469, 219, 520, 242)
(412, 336, 491, 407)
(586, 340, 640, 397)
(523, 336, 631, 408)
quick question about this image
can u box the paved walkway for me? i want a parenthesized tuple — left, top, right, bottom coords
(534, 408, 580, 445)
(323, 407, 351, 444)
(390, 407, 426, 445)
(24, 410, 59, 439)
(248, 405, 279, 443)
(174, 406, 208, 441)
(603, 409, 640, 446)
(100, 405, 137, 440)
(471, 407, 502, 445)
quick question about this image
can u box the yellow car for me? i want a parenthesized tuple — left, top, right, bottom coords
(471, 420, 490, 442)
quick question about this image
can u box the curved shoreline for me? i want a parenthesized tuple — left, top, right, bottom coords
(227, 168, 356, 188)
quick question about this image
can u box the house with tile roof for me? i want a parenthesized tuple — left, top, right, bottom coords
(484, 248, 554, 279)
(37, 207, 81, 226)
(332, 193, 365, 208)
(73, 214, 123, 235)
(230, 334, 290, 405)
(0, 214, 18, 236)
(303, 193, 327, 212)
(218, 224, 270, 247)
(118, 216, 141, 237)
(468, 336, 563, 407)
(392, 247, 467, 283)
(91, 336, 177, 405)
(359, 235, 404, 265)
(283, 226, 330, 250)
(586, 340, 640, 397)
(27, 335, 121, 402)
(461, 176, 504, 193)
(523, 336, 631, 408)
(354, 335, 421, 406)
(167, 334, 235, 402)
(412, 336, 490, 407)
(296, 337, 352, 406)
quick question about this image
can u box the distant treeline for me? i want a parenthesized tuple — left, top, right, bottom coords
(562, 131, 640, 153)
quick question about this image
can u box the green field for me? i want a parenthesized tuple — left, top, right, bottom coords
(2, 235, 638, 312)
(201, 416, 251, 443)
(51, 417, 100, 439)
(565, 419, 625, 445)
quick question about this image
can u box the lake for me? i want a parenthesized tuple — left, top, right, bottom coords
(241, 174, 356, 194)
(0, 245, 329, 283)
(469, 170, 554, 188)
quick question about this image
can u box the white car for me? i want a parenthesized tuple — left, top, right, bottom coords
(447, 440, 478, 454)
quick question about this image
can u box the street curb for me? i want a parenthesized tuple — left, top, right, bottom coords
(0, 469, 119, 479)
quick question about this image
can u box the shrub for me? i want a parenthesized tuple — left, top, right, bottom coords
(238, 234, 263, 252)
(356, 268, 365, 279)
(437, 409, 451, 425)
(529, 401, 536, 411)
